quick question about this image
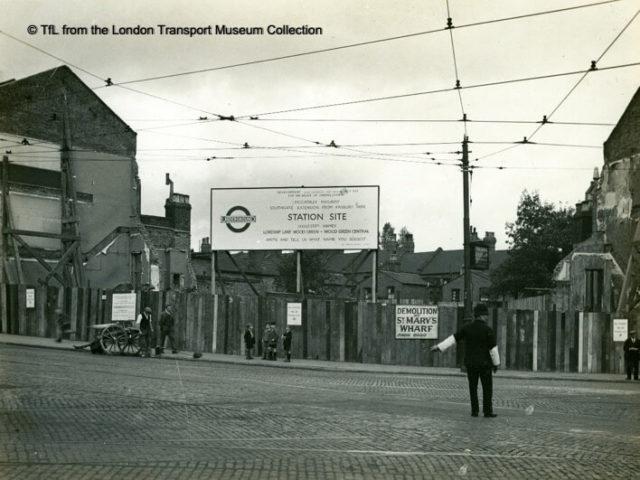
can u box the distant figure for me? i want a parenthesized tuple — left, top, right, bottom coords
(431, 303, 500, 418)
(624, 329, 639, 380)
(282, 326, 292, 362)
(267, 322, 279, 360)
(262, 324, 271, 359)
(54, 308, 65, 342)
(136, 307, 153, 358)
(244, 324, 255, 360)
(158, 305, 178, 354)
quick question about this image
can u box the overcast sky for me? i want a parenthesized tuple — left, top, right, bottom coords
(2, 0, 639, 252)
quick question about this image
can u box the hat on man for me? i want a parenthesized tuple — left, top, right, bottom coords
(144, 307, 152, 313)
(473, 303, 489, 317)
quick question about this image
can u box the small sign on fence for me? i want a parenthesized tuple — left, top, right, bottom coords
(287, 302, 302, 326)
(26, 288, 35, 309)
(112, 293, 137, 321)
(395, 305, 438, 339)
(613, 318, 628, 342)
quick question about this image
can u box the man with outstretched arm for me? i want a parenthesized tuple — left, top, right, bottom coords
(431, 303, 500, 418)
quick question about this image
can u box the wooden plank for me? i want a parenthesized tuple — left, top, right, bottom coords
(79, 288, 89, 341)
(533, 310, 539, 372)
(525, 310, 534, 370)
(69, 287, 78, 341)
(497, 308, 508, 372)
(0, 284, 7, 333)
(7, 284, 18, 334)
(578, 312, 584, 373)
(36, 284, 47, 337)
(328, 300, 340, 362)
(17, 284, 26, 335)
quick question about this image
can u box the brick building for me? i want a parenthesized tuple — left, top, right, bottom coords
(0, 66, 192, 290)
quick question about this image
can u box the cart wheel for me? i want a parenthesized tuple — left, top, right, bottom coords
(100, 325, 124, 354)
(120, 328, 142, 356)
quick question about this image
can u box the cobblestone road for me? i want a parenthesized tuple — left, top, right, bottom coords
(0, 344, 638, 479)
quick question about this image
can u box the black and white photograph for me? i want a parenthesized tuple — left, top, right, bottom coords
(1, 0, 639, 478)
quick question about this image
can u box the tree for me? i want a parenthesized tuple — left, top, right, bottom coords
(379, 223, 413, 250)
(397, 226, 414, 250)
(379, 222, 396, 249)
(490, 191, 574, 297)
(275, 250, 333, 295)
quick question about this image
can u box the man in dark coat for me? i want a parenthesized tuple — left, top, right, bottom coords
(158, 305, 178, 354)
(136, 306, 153, 358)
(624, 329, 639, 380)
(244, 324, 255, 360)
(431, 303, 500, 417)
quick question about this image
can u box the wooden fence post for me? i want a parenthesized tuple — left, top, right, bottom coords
(533, 310, 538, 372)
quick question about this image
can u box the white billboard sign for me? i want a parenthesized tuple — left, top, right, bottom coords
(210, 186, 379, 250)
(112, 293, 137, 321)
(395, 305, 439, 339)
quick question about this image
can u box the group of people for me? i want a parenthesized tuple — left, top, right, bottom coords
(135, 304, 178, 358)
(243, 323, 292, 362)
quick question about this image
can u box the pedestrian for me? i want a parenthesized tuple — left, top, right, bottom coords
(244, 324, 255, 359)
(624, 328, 639, 380)
(135, 306, 154, 358)
(431, 303, 501, 418)
(282, 325, 292, 362)
(158, 304, 178, 355)
(267, 322, 279, 360)
(262, 324, 270, 359)
(54, 307, 65, 342)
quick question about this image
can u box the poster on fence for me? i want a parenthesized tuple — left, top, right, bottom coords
(112, 293, 137, 321)
(26, 289, 35, 309)
(287, 303, 302, 326)
(613, 318, 628, 342)
(395, 305, 438, 339)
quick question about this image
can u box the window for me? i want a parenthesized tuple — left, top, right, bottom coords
(585, 269, 604, 312)
(451, 288, 460, 302)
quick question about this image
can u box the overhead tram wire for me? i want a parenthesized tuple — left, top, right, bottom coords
(445, 0, 467, 136)
(0, 30, 105, 83)
(238, 62, 640, 118)
(245, 117, 616, 126)
(3, 7, 633, 169)
(235, 120, 323, 146)
(0, 31, 324, 151)
(3, 28, 633, 155)
(96, 0, 623, 88)
(476, 6, 639, 162)
(527, 6, 640, 141)
(0, 30, 228, 120)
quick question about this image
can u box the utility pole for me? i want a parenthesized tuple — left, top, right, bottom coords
(296, 250, 302, 294)
(1, 156, 6, 333)
(462, 136, 472, 321)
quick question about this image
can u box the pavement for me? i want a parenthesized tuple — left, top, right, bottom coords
(0, 332, 628, 383)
